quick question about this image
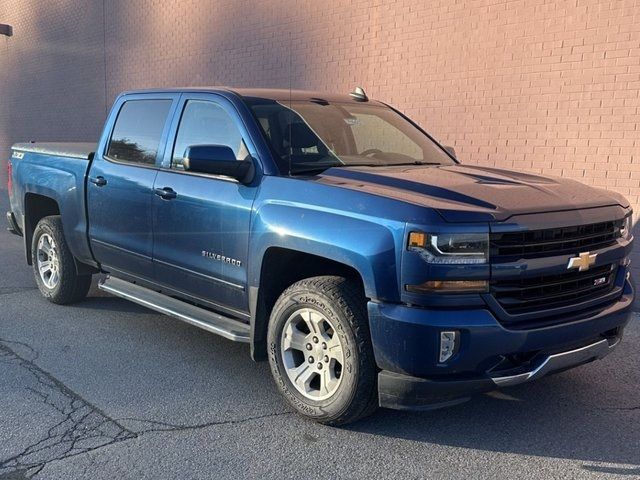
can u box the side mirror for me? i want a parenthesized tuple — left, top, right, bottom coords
(183, 145, 254, 184)
(443, 145, 457, 159)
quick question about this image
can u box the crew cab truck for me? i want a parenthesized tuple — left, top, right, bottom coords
(6, 87, 635, 425)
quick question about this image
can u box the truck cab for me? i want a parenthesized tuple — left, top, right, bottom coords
(6, 87, 635, 425)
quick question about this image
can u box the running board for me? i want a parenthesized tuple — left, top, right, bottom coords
(98, 276, 250, 343)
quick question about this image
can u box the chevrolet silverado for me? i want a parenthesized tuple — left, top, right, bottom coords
(6, 87, 635, 425)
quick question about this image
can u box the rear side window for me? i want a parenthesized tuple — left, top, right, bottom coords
(106, 99, 172, 165)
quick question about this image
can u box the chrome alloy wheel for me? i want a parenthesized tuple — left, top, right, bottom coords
(36, 233, 60, 290)
(281, 308, 345, 401)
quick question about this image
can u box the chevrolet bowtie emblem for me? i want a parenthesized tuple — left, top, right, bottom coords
(567, 252, 597, 272)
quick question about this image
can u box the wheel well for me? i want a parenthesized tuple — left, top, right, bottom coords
(24, 193, 60, 265)
(250, 247, 366, 361)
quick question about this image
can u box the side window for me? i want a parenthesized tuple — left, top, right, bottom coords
(171, 100, 248, 170)
(106, 99, 172, 165)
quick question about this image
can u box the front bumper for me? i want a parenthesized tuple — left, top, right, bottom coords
(369, 275, 634, 411)
(378, 336, 619, 410)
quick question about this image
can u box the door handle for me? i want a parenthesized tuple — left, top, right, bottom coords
(154, 187, 177, 200)
(89, 176, 107, 187)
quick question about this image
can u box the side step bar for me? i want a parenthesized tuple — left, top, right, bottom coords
(98, 276, 250, 343)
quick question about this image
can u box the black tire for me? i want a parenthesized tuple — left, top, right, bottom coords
(31, 216, 92, 305)
(267, 276, 378, 426)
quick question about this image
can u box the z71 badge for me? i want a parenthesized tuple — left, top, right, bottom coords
(202, 250, 242, 267)
(12, 151, 24, 159)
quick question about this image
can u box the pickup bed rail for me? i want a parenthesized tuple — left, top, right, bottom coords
(12, 142, 96, 160)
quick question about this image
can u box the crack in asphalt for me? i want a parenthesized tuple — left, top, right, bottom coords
(119, 410, 291, 435)
(0, 338, 291, 479)
(0, 339, 137, 479)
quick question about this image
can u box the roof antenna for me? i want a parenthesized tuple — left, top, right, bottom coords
(349, 86, 368, 102)
(288, 30, 293, 176)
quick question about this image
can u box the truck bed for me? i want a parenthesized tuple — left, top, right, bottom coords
(9, 141, 97, 267)
(12, 142, 97, 160)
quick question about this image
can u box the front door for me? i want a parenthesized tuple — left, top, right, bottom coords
(151, 94, 258, 314)
(88, 95, 177, 278)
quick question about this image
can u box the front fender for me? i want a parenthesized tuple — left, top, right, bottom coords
(249, 202, 406, 302)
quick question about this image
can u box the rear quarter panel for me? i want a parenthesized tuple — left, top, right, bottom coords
(12, 150, 93, 264)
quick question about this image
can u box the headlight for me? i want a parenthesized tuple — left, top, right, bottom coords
(619, 214, 633, 240)
(408, 232, 489, 264)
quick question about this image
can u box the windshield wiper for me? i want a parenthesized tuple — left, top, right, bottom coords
(388, 161, 442, 166)
(337, 161, 443, 168)
(335, 162, 385, 168)
(289, 163, 343, 175)
(289, 160, 443, 175)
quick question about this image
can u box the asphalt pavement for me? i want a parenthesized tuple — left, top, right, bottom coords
(0, 190, 638, 479)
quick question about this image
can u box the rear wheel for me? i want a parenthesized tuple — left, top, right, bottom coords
(32, 216, 92, 304)
(267, 276, 378, 426)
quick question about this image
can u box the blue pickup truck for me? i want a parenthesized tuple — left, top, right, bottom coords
(6, 87, 635, 425)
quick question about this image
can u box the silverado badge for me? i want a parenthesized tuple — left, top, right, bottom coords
(567, 252, 597, 272)
(202, 250, 242, 267)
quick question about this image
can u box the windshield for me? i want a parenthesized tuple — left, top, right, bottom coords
(245, 98, 455, 175)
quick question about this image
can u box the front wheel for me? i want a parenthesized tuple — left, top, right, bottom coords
(267, 276, 378, 426)
(32, 216, 92, 305)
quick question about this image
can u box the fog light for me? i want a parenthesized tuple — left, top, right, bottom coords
(439, 331, 459, 363)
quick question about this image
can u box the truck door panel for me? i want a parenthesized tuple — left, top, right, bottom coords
(88, 95, 178, 278)
(152, 95, 257, 312)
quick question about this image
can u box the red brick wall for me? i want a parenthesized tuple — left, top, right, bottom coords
(1, 0, 638, 281)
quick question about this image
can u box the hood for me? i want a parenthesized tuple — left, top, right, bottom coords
(316, 164, 629, 222)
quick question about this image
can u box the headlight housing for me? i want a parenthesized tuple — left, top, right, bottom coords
(408, 232, 489, 264)
(619, 213, 633, 240)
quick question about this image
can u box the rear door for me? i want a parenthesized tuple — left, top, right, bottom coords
(151, 93, 259, 314)
(87, 93, 178, 279)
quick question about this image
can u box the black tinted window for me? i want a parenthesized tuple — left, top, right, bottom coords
(172, 100, 247, 169)
(107, 100, 172, 165)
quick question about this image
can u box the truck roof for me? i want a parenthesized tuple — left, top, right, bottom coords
(120, 87, 385, 105)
